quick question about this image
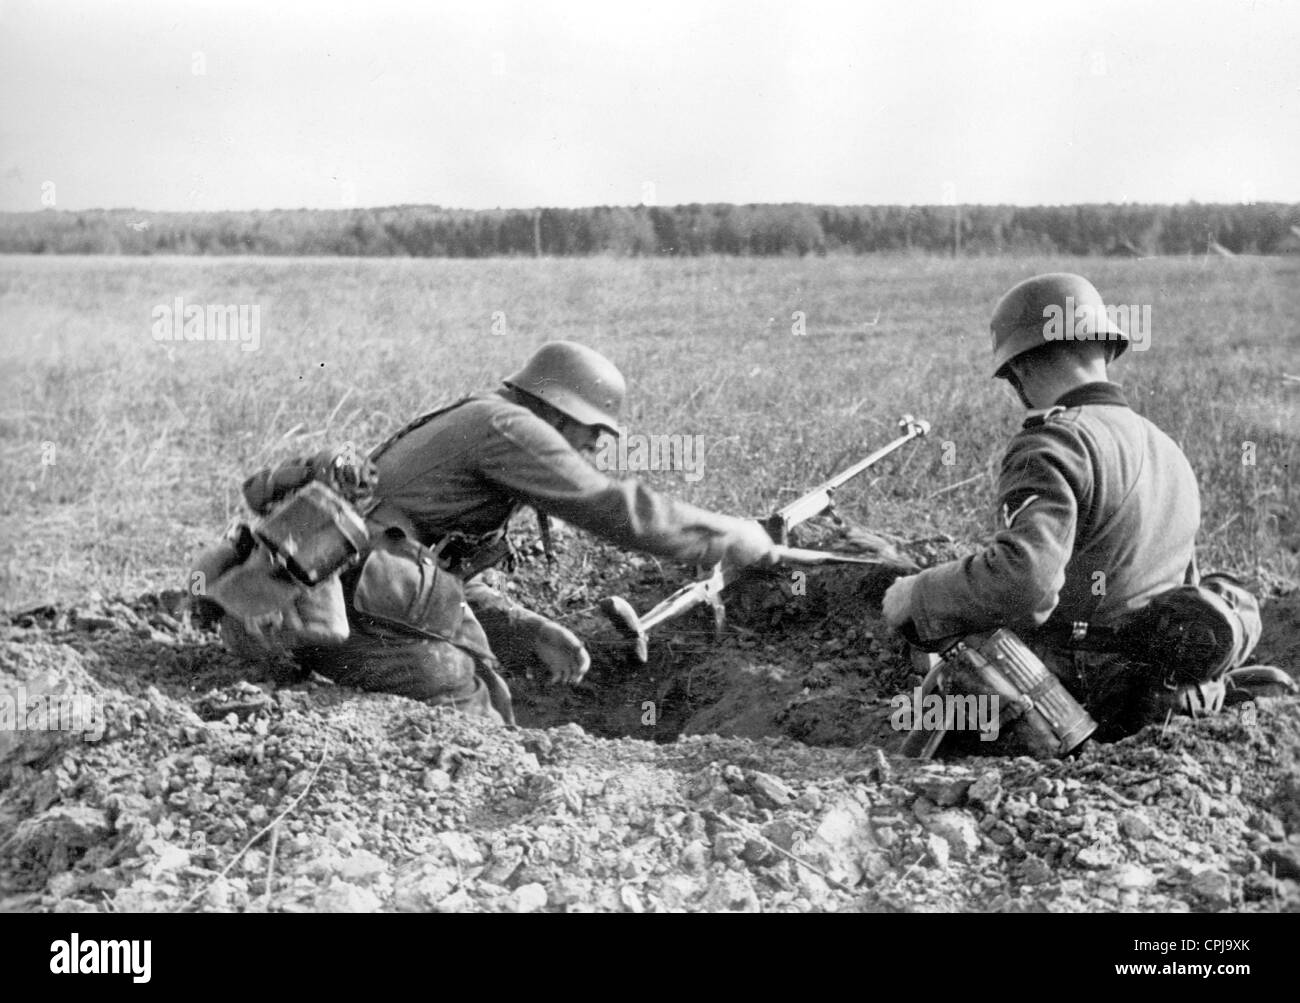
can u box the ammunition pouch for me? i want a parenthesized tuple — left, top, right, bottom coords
(351, 529, 467, 641)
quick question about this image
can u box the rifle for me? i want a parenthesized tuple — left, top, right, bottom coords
(599, 414, 930, 663)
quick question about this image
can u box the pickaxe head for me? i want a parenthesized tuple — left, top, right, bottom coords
(898, 413, 931, 439)
(599, 595, 649, 664)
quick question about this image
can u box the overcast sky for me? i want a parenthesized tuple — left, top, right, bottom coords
(1, 0, 1297, 211)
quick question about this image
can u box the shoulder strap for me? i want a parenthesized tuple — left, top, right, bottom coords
(367, 397, 476, 464)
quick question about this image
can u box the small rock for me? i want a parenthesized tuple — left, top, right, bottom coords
(1259, 844, 1300, 881)
(47, 871, 79, 898)
(392, 863, 459, 912)
(1242, 871, 1279, 902)
(1118, 811, 1153, 841)
(1248, 810, 1286, 841)
(747, 771, 795, 808)
(1108, 864, 1156, 890)
(655, 874, 702, 910)
(315, 878, 381, 913)
(968, 770, 1003, 813)
(204, 877, 232, 910)
(481, 846, 525, 886)
(680, 840, 710, 873)
(1187, 870, 1233, 911)
(1020, 856, 1053, 885)
(421, 768, 452, 792)
(1074, 845, 1121, 870)
(548, 876, 594, 907)
(1130, 779, 1161, 802)
(871, 748, 892, 783)
(335, 850, 389, 884)
(12, 806, 111, 862)
(711, 831, 746, 863)
(792, 788, 823, 812)
(522, 733, 554, 764)
(917, 774, 973, 807)
(325, 821, 362, 850)
(924, 810, 979, 862)
(740, 839, 772, 866)
(760, 819, 799, 852)
(699, 871, 761, 912)
(925, 832, 950, 869)
(433, 888, 473, 913)
(504, 883, 548, 914)
(619, 885, 645, 913)
(430, 831, 483, 867)
(189, 756, 214, 782)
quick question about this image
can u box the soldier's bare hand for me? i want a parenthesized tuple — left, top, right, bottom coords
(533, 620, 591, 685)
(882, 574, 919, 629)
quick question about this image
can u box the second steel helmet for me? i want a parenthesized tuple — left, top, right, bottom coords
(504, 341, 626, 434)
(990, 273, 1128, 379)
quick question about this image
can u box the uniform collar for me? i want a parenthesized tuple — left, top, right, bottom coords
(1052, 381, 1129, 410)
(1021, 382, 1129, 429)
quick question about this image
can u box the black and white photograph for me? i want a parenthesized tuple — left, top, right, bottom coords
(0, 0, 1297, 965)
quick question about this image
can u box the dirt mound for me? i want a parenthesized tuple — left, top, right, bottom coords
(2, 541, 1299, 913)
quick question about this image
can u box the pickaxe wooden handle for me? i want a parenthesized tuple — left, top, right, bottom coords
(600, 548, 900, 664)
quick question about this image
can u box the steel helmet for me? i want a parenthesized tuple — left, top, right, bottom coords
(504, 341, 626, 434)
(990, 273, 1128, 378)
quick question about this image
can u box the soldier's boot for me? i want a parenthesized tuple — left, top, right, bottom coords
(1223, 665, 1298, 705)
(1133, 678, 1225, 726)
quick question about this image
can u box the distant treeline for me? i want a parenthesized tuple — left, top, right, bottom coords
(2, 202, 1298, 257)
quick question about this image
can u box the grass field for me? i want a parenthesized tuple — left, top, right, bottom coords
(1, 253, 1297, 607)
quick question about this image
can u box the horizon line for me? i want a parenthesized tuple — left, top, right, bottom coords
(4, 199, 1299, 216)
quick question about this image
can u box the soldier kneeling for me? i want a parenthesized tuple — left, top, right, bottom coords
(881, 274, 1289, 756)
(193, 341, 777, 725)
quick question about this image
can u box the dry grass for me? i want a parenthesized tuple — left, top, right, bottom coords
(1, 252, 1296, 607)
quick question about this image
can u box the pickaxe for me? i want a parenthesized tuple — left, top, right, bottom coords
(599, 415, 930, 663)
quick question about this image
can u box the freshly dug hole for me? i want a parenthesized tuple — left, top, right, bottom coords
(509, 524, 937, 748)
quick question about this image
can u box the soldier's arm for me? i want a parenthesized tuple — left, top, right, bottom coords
(907, 421, 1093, 642)
(463, 578, 590, 682)
(462, 578, 545, 665)
(477, 408, 765, 567)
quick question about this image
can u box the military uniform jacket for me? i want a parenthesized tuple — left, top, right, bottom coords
(909, 382, 1201, 644)
(368, 389, 753, 568)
